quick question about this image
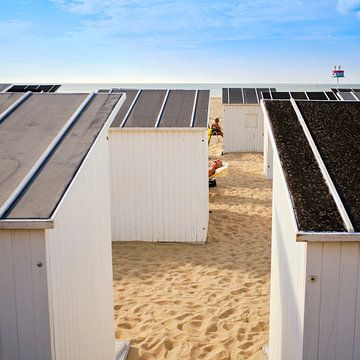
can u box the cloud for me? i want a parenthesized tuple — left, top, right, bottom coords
(337, 0, 360, 14)
(0, 19, 31, 36)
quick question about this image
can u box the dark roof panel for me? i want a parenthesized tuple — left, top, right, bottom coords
(271, 92, 291, 100)
(0, 94, 88, 213)
(264, 100, 345, 232)
(229, 88, 243, 104)
(326, 91, 338, 100)
(243, 88, 258, 104)
(290, 92, 307, 100)
(354, 92, 360, 100)
(297, 101, 360, 231)
(222, 88, 229, 104)
(6, 94, 122, 219)
(306, 92, 328, 100)
(158, 90, 195, 127)
(262, 91, 272, 100)
(6, 84, 61, 93)
(124, 90, 166, 127)
(256, 88, 270, 100)
(193, 90, 209, 127)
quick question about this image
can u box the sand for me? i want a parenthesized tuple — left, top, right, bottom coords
(112, 97, 272, 359)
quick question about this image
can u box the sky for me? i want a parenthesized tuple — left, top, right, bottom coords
(0, 0, 359, 83)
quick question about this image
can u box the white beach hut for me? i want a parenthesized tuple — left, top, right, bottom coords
(222, 87, 276, 153)
(263, 90, 339, 179)
(109, 89, 209, 243)
(261, 98, 360, 360)
(0, 91, 125, 360)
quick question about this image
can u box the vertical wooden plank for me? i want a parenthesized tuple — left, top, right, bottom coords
(318, 242, 341, 360)
(335, 243, 358, 360)
(29, 230, 52, 360)
(0, 230, 19, 360)
(353, 244, 360, 359)
(12, 230, 38, 359)
(303, 242, 323, 359)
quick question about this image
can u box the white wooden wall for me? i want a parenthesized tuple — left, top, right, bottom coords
(0, 229, 51, 360)
(269, 152, 307, 360)
(45, 128, 115, 360)
(303, 241, 360, 360)
(263, 119, 273, 179)
(223, 104, 264, 153)
(109, 128, 209, 243)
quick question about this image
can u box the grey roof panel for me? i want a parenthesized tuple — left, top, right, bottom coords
(229, 88, 243, 104)
(243, 88, 258, 104)
(193, 90, 209, 128)
(339, 92, 357, 101)
(111, 89, 139, 127)
(297, 101, 360, 231)
(6, 94, 122, 219)
(222, 88, 229, 104)
(124, 90, 166, 127)
(0, 93, 87, 212)
(0, 84, 10, 92)
(158, 90, 195, 127)
(0, 93, 23, 114)
(353, 92, 360, 100)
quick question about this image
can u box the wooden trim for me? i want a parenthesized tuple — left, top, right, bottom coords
(155, 89, 170, 128)
(190, 90, 199, 127)
(109, 126, 207, 132)
(297, 231, 360, 242)
(0, 219, 54, 229)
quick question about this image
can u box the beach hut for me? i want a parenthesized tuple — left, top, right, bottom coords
(263, 91, 339, 179)
(0, 91, 125, 359)
(261, 99, 360, 360)
(109, 89, 209, 243)
(222, 87, 275, 153)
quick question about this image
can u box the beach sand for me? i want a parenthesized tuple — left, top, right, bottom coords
(112, 97, 272, 359)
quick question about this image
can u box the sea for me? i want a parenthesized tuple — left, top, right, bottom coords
(59, 83, 360, 97)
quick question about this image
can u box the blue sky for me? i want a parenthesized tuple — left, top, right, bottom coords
(0, 0, 359, 83)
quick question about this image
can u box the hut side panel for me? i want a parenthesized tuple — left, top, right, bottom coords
(0, 229, 51, 360)
(269, 155, 307, 360)
(303, 242, 360, 360)
(110, 129, 209, 242)
(223, 105, 264, 153)
(45, 130, 114, 360)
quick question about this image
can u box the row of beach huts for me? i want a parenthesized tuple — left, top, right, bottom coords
(0, 83, 359, 360)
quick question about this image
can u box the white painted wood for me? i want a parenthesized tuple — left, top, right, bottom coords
(263, 115, 273, 179)
(109, 128, 209, 242)
(0, 229, 51, 360)
(268, 154, 307, 360)
(45, 126, 114, 360)
(223, 104, 264, 153)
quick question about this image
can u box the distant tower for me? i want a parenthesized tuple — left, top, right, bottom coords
(332, 65, 345, 88)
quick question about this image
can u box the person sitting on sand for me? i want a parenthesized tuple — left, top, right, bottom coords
(211, 118, 223, 137)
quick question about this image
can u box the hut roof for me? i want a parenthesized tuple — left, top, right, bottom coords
(222, 88, 276, 105)
(0, 92, 123, 222)
(264, 100, 360, 233)
(110, 89, 209, 128)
